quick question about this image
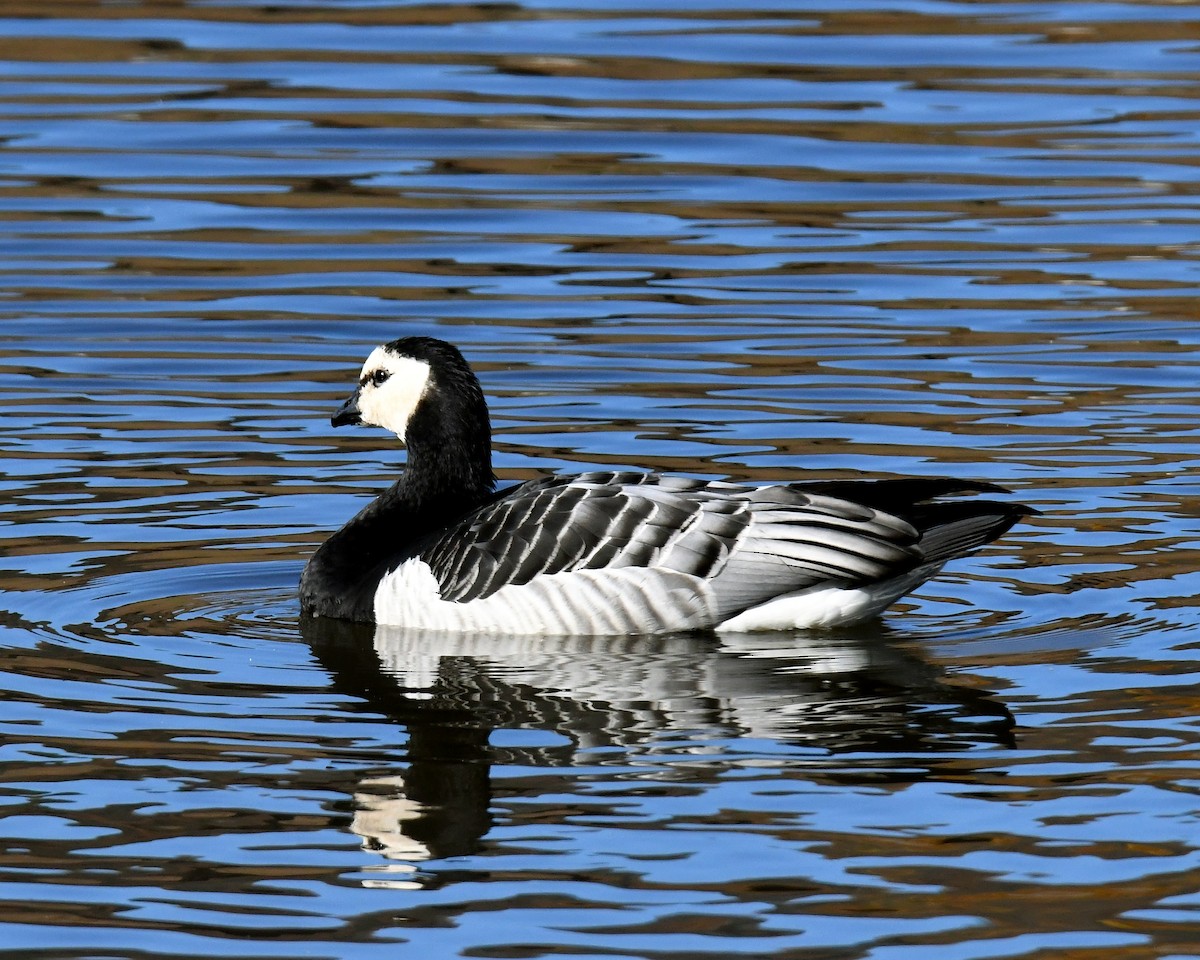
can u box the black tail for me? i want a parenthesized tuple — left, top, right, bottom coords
(790, 478, 1034, 566)
(908, 500, 1031, 566)
(789, 478, 1009, 511)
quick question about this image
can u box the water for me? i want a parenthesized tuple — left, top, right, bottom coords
(2, 1, 1199, 957)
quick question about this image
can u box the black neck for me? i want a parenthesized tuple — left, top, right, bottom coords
(403, 395, 496, 504)
(300, 387, 496, 622)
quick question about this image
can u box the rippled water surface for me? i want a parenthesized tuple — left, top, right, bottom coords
(3, 1, 1200, 957)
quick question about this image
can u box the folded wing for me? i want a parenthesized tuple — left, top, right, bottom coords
(417, 472, 1026, 627)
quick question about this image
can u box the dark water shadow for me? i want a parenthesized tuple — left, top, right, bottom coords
(302, 617, 1015, 863)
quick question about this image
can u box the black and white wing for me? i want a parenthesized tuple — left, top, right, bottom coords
(420, 471, 752, 603)
(380, 472, 1023, 633)
(418, 472, 989, 615)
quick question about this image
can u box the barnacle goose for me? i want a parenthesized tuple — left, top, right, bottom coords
(300, 336, 1031, 634)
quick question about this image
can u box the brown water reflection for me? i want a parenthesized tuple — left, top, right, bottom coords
(2, 0, 1200, 957)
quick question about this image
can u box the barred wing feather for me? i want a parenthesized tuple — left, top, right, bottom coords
(419, 472, 943, 621)
(423, 472, 750, 603)
(705, 491, 923, 620)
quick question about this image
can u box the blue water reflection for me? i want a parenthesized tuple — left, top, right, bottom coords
(2, 0, 1200, 956)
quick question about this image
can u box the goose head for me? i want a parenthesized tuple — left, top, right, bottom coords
(333, 342, 434, 442)
(331, 338, 494, 491)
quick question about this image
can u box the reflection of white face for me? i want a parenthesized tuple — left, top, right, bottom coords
(355, 347, 432, 442)
(352, 773, 431, 882)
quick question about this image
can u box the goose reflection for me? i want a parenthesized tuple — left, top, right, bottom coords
(303, 619, 1014, 874)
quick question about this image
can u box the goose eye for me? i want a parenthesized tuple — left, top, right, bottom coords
(370, 369, 390, 387)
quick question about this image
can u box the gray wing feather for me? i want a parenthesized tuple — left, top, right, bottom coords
(703, 493, 926, 619)
(420, 474, 931, 615)
(424, 473, 751, 603)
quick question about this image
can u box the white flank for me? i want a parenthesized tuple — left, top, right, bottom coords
(715, 565, 941, 632)
(374, 558, 717, 635)
(375, 560, 944, 636)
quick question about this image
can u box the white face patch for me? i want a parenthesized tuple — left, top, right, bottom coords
(356, 347, 433, 441)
